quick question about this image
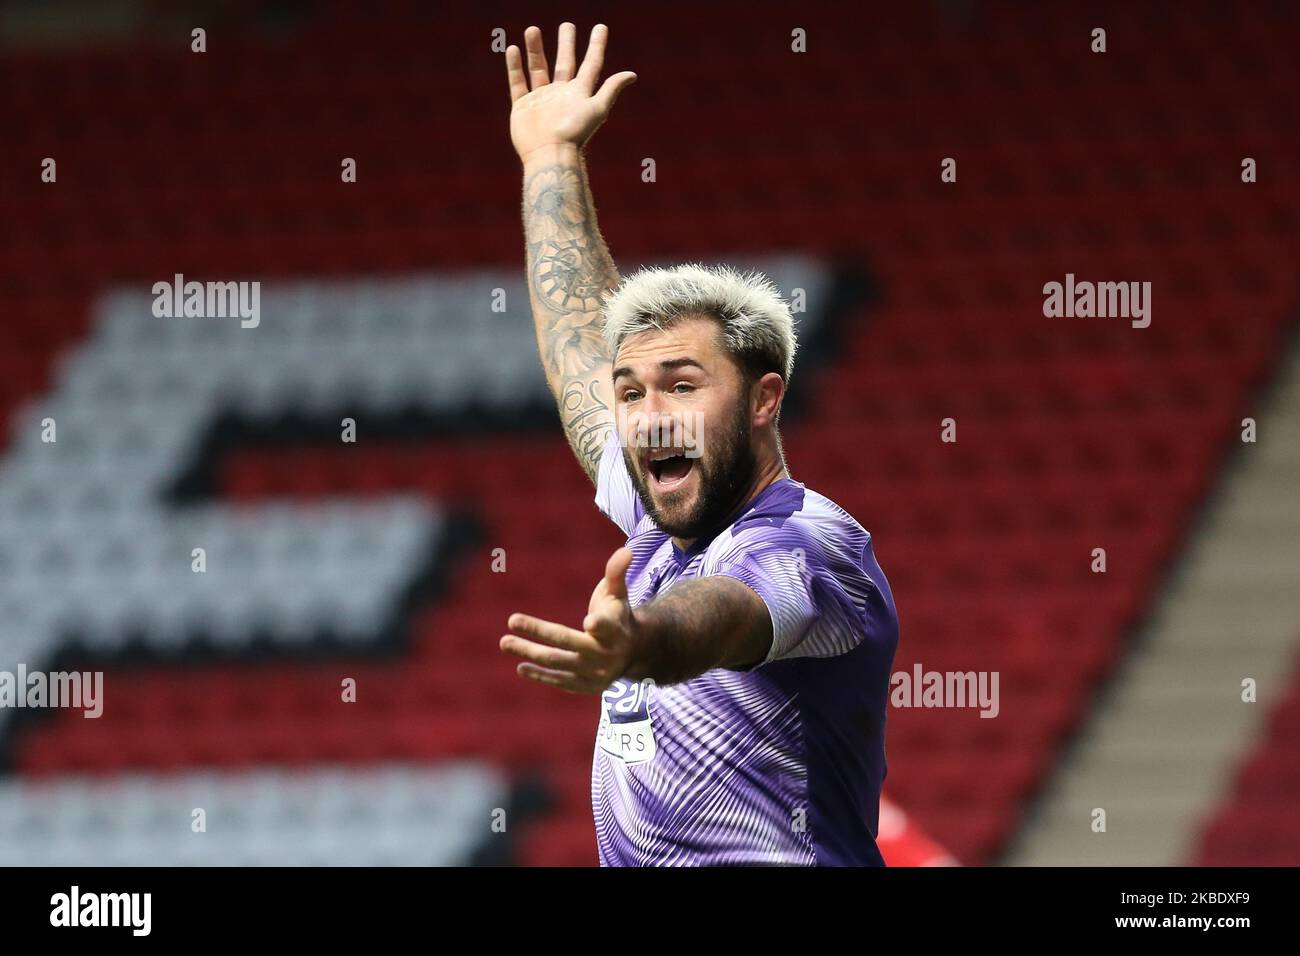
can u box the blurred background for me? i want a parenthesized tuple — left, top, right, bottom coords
(0, 0, 1297, 866)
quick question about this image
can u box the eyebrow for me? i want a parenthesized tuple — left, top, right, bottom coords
(612, 357, 706, 382)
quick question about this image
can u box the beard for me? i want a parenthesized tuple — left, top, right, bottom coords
(622, 398, 757, 541)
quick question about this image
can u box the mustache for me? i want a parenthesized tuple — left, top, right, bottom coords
(618, 411, 706, 461)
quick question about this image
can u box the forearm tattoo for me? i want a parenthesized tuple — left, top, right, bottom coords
(522, 160, 619, 482)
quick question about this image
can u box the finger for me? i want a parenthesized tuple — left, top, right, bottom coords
(516, 662, 594, 694)
(576, 22, 609, 89)
(524, 25, 551, 88)
(507, 612, 599, 652)
(553, 21, 577, 82)
(500, 634, 582, 671)
(505, 45, 529, 101)
(594, 71, 636, 113)
(602, 546, 633, 603)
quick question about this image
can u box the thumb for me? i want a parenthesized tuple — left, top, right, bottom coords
(603, 546, 633, 603)
(595, 71, 636, 113)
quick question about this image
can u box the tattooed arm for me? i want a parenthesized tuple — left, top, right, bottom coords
(505, 23, 636, 482)
(501, 547, 774, 693)
(521, 149, 618, 480)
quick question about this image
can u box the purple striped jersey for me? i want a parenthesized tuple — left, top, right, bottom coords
(591, 433, 899, 866)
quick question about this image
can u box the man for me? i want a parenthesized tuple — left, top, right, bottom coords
(499, 23, 899, 866)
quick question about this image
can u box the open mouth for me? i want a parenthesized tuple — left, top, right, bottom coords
(647, 449, 695, 493)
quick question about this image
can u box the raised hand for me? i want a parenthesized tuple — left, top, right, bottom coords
(505, 23, 637, 163)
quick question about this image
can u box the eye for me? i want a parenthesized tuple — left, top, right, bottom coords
(621, 388, 642, 403)
(672, 382, 695, 394)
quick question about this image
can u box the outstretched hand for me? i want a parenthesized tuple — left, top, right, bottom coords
(501, 547, 639, 693)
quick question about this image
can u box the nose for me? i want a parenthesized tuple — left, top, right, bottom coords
(625, 389, 683, 452)
(640, 387, 670, 417)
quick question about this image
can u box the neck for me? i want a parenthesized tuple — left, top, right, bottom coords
(672, 456, 789, 553)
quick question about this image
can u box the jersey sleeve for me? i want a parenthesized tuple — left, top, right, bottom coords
(701, 513, 875, 665)
(593, 431, 645, 537)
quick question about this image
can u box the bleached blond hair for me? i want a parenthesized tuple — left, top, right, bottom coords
(601, 264, 797, 382)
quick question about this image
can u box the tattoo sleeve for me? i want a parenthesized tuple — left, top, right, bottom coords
(627, 576, 775, 685)
(522, 152, 619, 484)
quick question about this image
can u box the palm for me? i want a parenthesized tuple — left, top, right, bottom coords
(504, 23, 636, 159)
(512, 82, 604, 154)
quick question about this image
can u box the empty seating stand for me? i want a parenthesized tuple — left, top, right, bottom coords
(0, 2, 1296, 864)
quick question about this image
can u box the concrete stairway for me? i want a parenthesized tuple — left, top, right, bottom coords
(1006, 334, 1300, 865)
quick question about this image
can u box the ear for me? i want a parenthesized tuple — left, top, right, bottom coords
(750, 372, 785, 427)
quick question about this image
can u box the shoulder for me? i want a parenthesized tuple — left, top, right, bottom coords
(713, 480, 872, 564)
(702, 480, 896, 664)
